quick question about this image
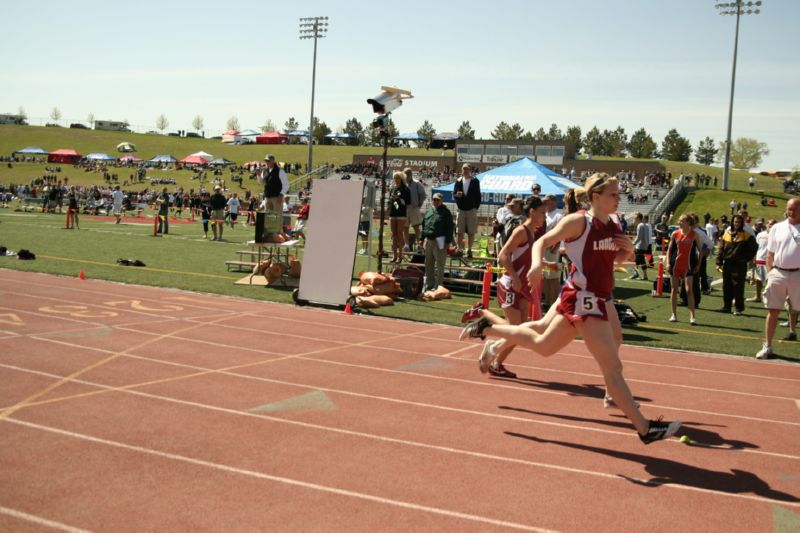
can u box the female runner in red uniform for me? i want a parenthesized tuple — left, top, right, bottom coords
(666, 214, 703, 324)
(460, 174, 681, 444)
(481, 196, 547, 377)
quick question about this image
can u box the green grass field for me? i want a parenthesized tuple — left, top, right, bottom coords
(0, 125, 797, 361)
(0, 209, 797, 361)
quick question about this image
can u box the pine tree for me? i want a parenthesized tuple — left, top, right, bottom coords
(457, 120, 475, 140)
(695, 136, 718, 165)
(627, 128, 657, 159)
(661, 129, 693, 162)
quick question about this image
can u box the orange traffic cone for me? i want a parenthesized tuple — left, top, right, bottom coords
(342, 300, 354, 315)
(78, 270, 86, 280)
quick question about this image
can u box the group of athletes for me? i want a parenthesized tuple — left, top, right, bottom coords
(458, 173, 682, 445)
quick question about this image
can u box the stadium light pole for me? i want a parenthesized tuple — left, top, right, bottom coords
(715, 1, 761, 191)
(299, 16, 328, 175)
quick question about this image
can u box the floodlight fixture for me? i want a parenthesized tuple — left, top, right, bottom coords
(298, 16, 329, 173)
(715, 1, 762, 191)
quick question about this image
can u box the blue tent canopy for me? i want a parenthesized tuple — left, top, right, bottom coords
(286, 130, 310, 137)
(324, 132, 355, 138)
(15, 146, 48, 155)
(432, 157, 578, 206)
(85, 153, 116, 161)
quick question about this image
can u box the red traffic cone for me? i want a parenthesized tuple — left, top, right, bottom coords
(342, 301, 354, 315)
(78, 270, 86, 280)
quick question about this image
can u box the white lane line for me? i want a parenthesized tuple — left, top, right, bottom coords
(3, 418, 554, 532)
(15, 331, 800, 431)
(3, 362, 798, 462)
(0, 504, 90, 533)
(4, 273, 796, 380)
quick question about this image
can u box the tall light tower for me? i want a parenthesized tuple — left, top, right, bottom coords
(299, 16, 328, 174)
(715, 1, 761, 191)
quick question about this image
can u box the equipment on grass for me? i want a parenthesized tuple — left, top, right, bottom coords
(614, 300, 646, 324)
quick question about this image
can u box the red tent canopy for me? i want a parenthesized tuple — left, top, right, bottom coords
(256, 132, 288, 144)
(179, 155, 208, 165)
(223, 129, 240, 135)
(48, 148, 82, 164)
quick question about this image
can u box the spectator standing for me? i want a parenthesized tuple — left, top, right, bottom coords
(422, 193, 454, 291)
(730, 199, 737, 216)
(403, 167, 427, 251)
(654, 213, 670, 252)
(542, 194, 563, 306)
(530, 183, 541, 198)
(388, 172, 410, 263)
(258, 155, 287, 213)
(756, 199, 800, 358)
(716, 214, 758, 316)
(358, 203, 373, 255)
(705, 218, 719, 247)
(156, 187, 169, 235)
(751, 219, 776, 303)
(666, 214, 703, 324)
(226, 192, 241, 229)
(209, 185, 227, 241)
(199, 192, 212, 239)
(67, 187, 79, 229)
(112, 185, 124, 224)
(453, 164, 481, 258)
(631, 213, 651, 280)
(748, 175, 756, 190)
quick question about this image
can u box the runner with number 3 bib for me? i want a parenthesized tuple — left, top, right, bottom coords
(460, 173, 682, 444)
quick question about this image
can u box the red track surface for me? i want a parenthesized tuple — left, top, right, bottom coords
(0, 269, 798, 532)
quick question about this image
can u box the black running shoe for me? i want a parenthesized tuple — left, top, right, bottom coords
(488, 362, 517, 378)
(459, 317, 490, 341)
(639, 417, 681, 445)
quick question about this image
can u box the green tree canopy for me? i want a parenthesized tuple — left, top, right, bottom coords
(284, 117, 299, 132)
(627, 128, 657, 159)
(416, 120, 437, 142)
(695, 136, 718, 165)
(583, 126, 604, 156)
(457, 120, 475, 140)
(490, 121, 526, 141)
(565, 125, 582, 153)
(718, 137, 770, 170)
(661, 129, 693, 162)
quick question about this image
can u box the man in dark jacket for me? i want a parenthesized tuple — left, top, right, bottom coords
(209, 185, 228, 241)
(716, 214, 758, 314)
(422, 193, 454, 291)
(258, 155, 286, 213)
(453, 164, 481, 258)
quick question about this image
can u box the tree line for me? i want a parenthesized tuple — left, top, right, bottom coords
(30, 104, 772, 169)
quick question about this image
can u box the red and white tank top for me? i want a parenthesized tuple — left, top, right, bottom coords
(563, 213, 621, 299)
(500, 226, 535, 290)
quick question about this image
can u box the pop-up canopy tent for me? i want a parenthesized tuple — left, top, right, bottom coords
(14, 146, 48, 155)
(256, 132, 288, 144)
(148, 154, 178, 163)
(48, 149, 82, 164)
(429, 132, 458, 150)
(85, 153, 116, 161)
(394, 132, 426, 141)
(180, 155, 209, 165)
(286, 130, 310, 137)
(190, 151, 214, 160)
(116, 142, 136, 152)
(209, 157, 234, 166)
(432, 157, 578, 206)
(119, 155, 143, 162)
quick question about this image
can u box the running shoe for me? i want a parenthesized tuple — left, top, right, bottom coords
(488, 362, 517, 378)
(460, 317, 491, 341)
(638, 417, 682, 445)
(689, 317, 697, 326)
(461, 302, 485, 324)
(669, 314, 677, 322)
(478, 340, 496, 373)
(755, 343, 773, 360)
(782, 332, 797, 342)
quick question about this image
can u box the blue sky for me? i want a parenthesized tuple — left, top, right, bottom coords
(2, 0, 797, 169)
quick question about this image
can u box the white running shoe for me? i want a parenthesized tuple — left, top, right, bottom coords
(479, 341, 497, 374)
(689, 317, 697, 326)
(755, 343, 773, 360)
(669, 314, 677, 322)
(603, 395, 640, 409)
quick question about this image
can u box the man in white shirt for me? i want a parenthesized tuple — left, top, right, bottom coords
(750, 219, 775, 303)
(756, 198, 800, 359)
(112, 185, 124, 224)
(226, 192, 241, 228)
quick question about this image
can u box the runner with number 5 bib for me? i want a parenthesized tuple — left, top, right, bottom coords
(460, 173, 682, 444)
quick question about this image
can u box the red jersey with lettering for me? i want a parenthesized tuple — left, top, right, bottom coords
(562, 213, 621, 299)
(497, 225, 536, 309)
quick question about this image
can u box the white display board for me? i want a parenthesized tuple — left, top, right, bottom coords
(297, 179, 365, 306)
